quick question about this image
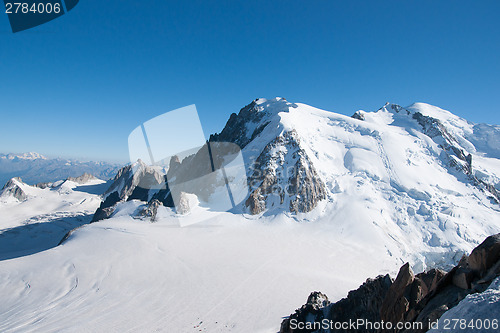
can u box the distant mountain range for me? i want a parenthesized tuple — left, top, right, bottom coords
(0, 152, 122, 186)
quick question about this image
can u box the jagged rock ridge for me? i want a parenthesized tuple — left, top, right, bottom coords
(67, 173, 98, 184)
(0, 177, 28, 202)
(279, 233, 500, 333)
(211, 98, 327, 214)
(245, 130, 326, 214)
(92, 160, 172, 222)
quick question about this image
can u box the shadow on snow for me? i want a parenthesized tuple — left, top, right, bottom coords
(0, 213, 93, 261)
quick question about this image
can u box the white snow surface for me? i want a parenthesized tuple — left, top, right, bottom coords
(0, 99, 499, 332)
(0, 212, 401, 333)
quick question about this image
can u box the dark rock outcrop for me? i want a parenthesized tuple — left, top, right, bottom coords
(380, 263, 415, 325)
(209, 98, 293, 149)
(91, 161, 172, 222)
(0, 177, 27, 201)
(34, 182, 52, 189)
(246, 130, 326, 215)
(412, 111, 473, 176)
(163, 142, 235, 203)
(281, 275, 392, 333)
(352, 111, 365, 121)
(279, 233, 500, 333)
(467, 234, 500, 276)
(379, 264, 447, 330)
(280, 292, 331, 333)
(137, 199, 161, 222)
(67, 173, 98, 184)
(327, 275, 393, 333)
(92, 192, 120, 222)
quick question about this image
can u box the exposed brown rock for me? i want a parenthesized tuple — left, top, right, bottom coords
(452, 267, 474, 290)
(281, 276, 392, 333)
(416, 268, 446, 295)
(327, 275, 393, 333)
(279, 233, 500, 333)
(280, 291, 330, 333)
(380, 263, 415, 325)
(67, 172, 98, 184)
(245, 190, 266, 215)
(467, 234, 500, 276)
(246, 130, 326, 215)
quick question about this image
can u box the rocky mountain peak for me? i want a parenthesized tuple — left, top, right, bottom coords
(92, 160, 169, 222)
(102, 159, 164, 200)
(2, 177, 23, 190)
(66, 173, 99, 184)
(0, 177, 28, 202)
(209, 97, 297, 149)
(379, 102, 410, 115)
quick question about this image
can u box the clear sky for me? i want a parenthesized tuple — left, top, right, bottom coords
(1, 0, 499, 163)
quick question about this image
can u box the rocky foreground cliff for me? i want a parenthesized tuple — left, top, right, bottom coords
(280, 233, 500, 333)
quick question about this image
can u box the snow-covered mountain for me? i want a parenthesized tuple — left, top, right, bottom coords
(0, 177, 28, 202)
(0, 152, 121, 186)
(98, 97, 500, 269)
(228, 98, 500, 214)
(0, 98, 499, 332)
(227, 98, 500, 267)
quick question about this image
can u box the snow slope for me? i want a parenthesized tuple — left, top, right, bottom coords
(0, 178, 107, 261)
(0, 213, 402, 333)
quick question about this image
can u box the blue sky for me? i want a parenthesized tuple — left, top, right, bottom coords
(1, 0, 499, 163)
